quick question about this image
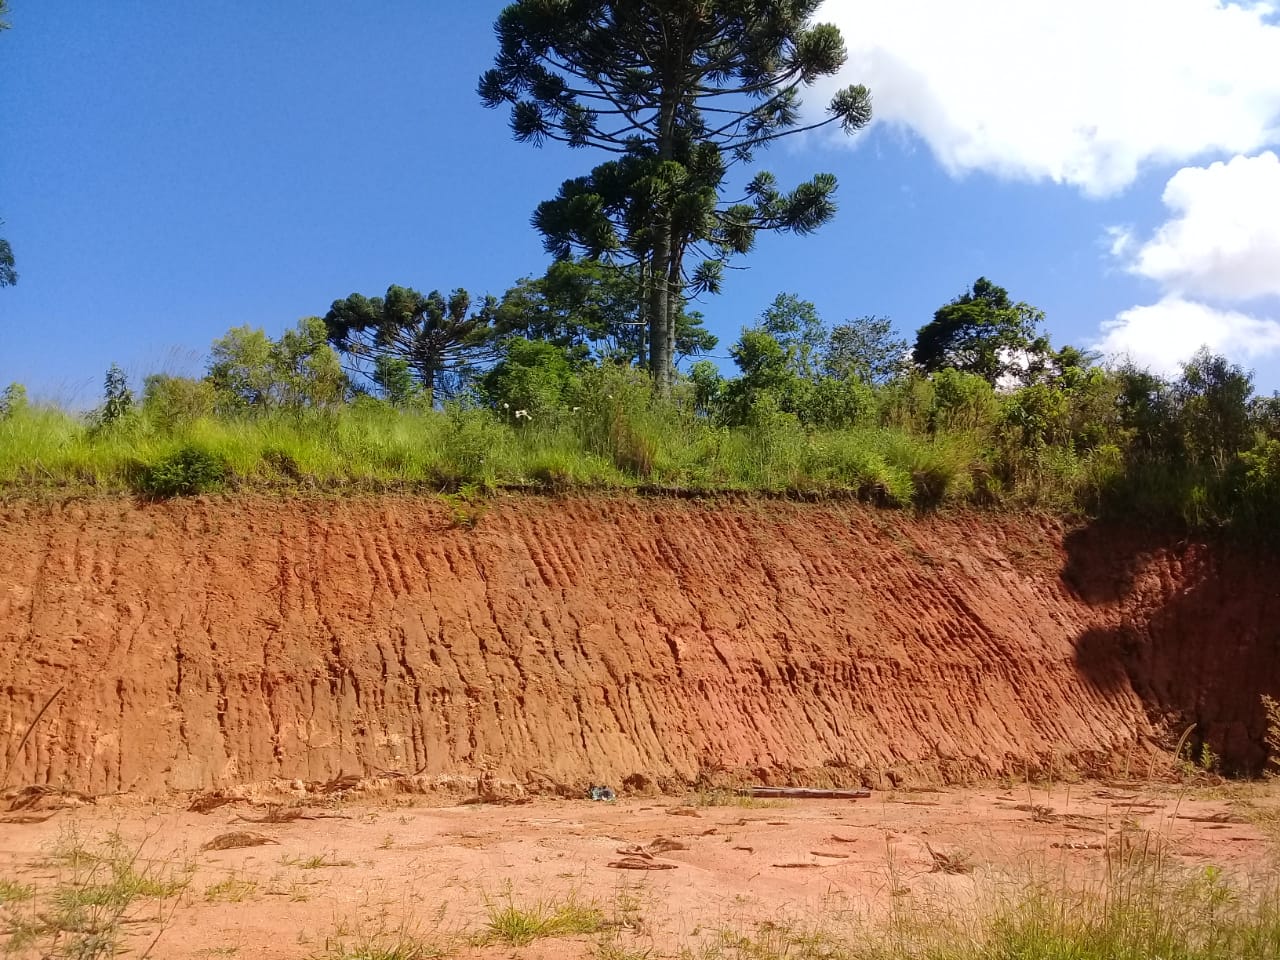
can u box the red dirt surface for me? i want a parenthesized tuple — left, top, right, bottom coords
(1, 495, 1277, 795)
(1, 783, 1277, 960)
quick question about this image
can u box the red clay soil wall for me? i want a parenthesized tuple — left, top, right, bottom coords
(1, 496, 1277, 795)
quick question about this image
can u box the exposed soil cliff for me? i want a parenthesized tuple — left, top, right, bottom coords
(1, 495, 1276, 795)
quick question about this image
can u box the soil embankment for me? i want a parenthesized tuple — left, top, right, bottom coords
(1, 496, 1276, 794)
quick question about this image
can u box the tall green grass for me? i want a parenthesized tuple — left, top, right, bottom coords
(695, 856, 1280, 960)
(0, 399, 1014, 508)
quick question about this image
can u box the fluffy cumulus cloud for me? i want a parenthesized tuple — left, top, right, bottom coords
(1095, 296, 1280, 375)
(815, 0, 1280, 195)
(1121, 151, 1280, 300)
(1097, 153, 1280, 373)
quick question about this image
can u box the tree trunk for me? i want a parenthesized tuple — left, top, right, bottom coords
(648, 90, 678, 396)
(663, 253, 679, 389)
(648, 243, 672, 394)
(636, 258, 649, 369)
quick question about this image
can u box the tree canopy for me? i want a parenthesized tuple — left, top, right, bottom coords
(324, 286, 498, 405)
(825, 315, 908, 385)
(209, 318, 347, 411)
(758, 293, 827, 379)
(496, 258, 716, 366)
(913, 278, 1047, 385)
(480, 0, 872, 391)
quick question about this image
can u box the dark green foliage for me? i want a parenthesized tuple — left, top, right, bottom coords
(759, 293, 827, 379)
(723, 328, 798, 424)
(1250, 392, 1280, 437)
(0, 233, 15, 288)
(372, 356, 420, 406)
(99, 364, 134, 427)
(137, 446, 229, 498)
(324, 286, 496, 405)
(479, 337, 580, 416)
(913, 278, 1046, 384)
(481, 0, 872, 389)
(805, 376, 875, 429)
(1078, 351, 1274, 529)
(496, 258, 715, 365)
(927, 368, 999, 434)
(208, 326, 273, 409)
(688, 360, 724, 415)
(720, 319, 878, 431)
(1176, 348, 1254, 474)
(271, 317, 348, 407)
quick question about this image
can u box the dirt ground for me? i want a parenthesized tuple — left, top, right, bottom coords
(2, 779, 1278, 959)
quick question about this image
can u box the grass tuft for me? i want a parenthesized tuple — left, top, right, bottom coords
(2, 827, 190, 959)
(481, 891, 606, 946)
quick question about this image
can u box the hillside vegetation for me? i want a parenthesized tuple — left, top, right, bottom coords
(3, 279, 1279, 536)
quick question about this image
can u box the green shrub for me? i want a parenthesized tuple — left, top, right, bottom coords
(0, 382, 28, 419)
(928, 368, 999, 435)
(803, 376, 875, 429)
(141, 375, 217, 430)
(136, 446, 229, 498)
(480, 337, 580, 416)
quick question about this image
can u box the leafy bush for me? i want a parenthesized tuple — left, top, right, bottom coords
(928, 368, 998, 434)
(0, 382, 28, 419)
(96, 363, 135, 429)
(479, 337, 579, 416)
(802, 376, 875, 429)
(142, 375, 217, 430)
(136, 446, 229, 498)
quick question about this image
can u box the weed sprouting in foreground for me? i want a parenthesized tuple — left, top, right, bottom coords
(1, 826, 190, 959)
(479, 890, 606, 946)
(315, 901, 452, 960)
(681, 843, 1280, 960)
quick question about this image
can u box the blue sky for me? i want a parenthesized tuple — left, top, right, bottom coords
(3, 1, 1280, 403)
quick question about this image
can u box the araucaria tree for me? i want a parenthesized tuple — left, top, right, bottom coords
(324, 287, 498, 405)
(479, 0, 872, 392)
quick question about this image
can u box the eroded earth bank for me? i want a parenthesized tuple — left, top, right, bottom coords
(1, 495, 1277, 795)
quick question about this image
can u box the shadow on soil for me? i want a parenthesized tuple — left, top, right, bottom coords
(1062, 521, 1280, 774)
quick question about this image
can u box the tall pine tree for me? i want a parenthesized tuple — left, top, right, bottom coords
(480, 1, 871, 391)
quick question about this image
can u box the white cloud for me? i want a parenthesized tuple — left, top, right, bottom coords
(1093, 296, 1280, 374)
(816, 1, 1280, 194)
(1122, 151, 1280, 299)
(1095, 153, 1280, 373)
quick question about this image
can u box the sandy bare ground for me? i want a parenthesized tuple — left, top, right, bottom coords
(2, 779, 1278, 958)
